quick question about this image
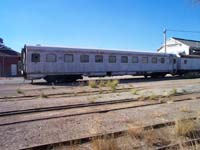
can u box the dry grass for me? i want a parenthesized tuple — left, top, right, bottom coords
(16, 88, 24, 94)
(175, 120, 195, 137)
(87, 97, 97, 103)
(98, 80, 107, 87)
(127, 126, 144, 139)
(40, 92, 48, 98)
(106, 80, 119, 92)
(88, 80, 119, 92)
(88, 80, 98, 88)
(51, 86, 56, 89)
(148, 94, 159, 100)
(92, 136, 120, 150)
(130, 89, 138, 95)
(179, 106, 193, 113)
(153, 111, 168, 118)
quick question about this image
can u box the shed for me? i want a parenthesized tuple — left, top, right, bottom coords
(0, 39, 21, 77)
(157, 37, 200, 57)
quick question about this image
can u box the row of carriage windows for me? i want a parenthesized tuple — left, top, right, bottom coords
(31, 53, 166, 64)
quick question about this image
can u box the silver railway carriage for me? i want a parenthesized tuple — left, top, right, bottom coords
(21, 45, 178, 82)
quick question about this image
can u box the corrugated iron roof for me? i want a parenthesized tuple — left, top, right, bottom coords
(0, 45, 20, 56)
(172, 37, 200, 48)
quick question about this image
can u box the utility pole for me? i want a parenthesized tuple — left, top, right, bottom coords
(163, 28, 167, 53)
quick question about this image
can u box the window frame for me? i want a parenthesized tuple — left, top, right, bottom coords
(46, 54, 57, 62)
(132, 56, 138, 63)
(31, 53, 40, 63)
(184, 59, 187, 64)
(80, 54, 89, 63)
(142, 56, 148, 64)
(64, 54, 74, 63)
(121, 56, 128, 63)
(95, 55, 103, 63)
(160, 57, 165, 64)
(151, 57, 157, 64)
(173, 59, 176, 64)
(109, 56, 116, 63)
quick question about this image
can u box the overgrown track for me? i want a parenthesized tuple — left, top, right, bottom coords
(24, 117, 200, 150)
(0, 87, 138, 102)
(1, 93, 199, 127)
(156, 137, 200, 150)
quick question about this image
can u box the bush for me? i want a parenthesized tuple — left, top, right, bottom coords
(88, 80, 98, 88)
(106, 80, 119, 92)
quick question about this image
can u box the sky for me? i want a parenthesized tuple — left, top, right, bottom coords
(0, 0, 200, 52)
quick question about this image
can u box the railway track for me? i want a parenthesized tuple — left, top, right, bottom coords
(0, 87, 139, 102)
(1, 77, 199, 102)
(25, 116, 200, 150)
(0, 92, 199, 127)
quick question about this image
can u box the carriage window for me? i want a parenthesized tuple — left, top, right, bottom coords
(95, 55, 103, 63)
(184, 60, 187, 64)
(31, 53, 40, 62)
(64, 54, 73, 62)
(152, 57, 157, 64)
(121, 56, 128, 63)
(46, 54, 56, 62)
(109, 56, 116, 63)
(80, 55, 89, 63)
(142, 57, 148, 63)
(173, 59, 176, 64)
(160, 57, 165, 64)
(132, 56, 138, 63)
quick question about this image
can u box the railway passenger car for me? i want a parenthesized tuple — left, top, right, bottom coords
(21, 45, 178, 82)
(178, 55, 200, 75)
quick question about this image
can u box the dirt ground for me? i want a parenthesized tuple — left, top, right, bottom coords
(0, 76, 200, 150)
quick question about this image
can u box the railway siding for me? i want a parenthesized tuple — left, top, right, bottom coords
(0, 99, 199, 150)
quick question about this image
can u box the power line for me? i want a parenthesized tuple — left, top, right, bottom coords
(165, 29, 200, 34)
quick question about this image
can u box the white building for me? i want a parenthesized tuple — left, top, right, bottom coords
(157, 37, 200, 57)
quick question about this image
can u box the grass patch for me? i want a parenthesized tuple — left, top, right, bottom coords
(98, 80, 107, 87)
(130, 89, 138, 95)
(16, 88, 24, 94)
(175, 119, 195, 137)
(88, 80, 98, 88)
(88, 80, 119, 92)
(92, 136, 119, 150)
(51, 86, 56, 89)
(179, 106, 192, 113)
(106, 80, 119, 92)
(171, 88, 177, 96)
(40, 92, 48, 98)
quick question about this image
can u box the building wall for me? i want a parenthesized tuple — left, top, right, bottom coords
(0, 56, 21, 77)
(158, 38, 190, 56)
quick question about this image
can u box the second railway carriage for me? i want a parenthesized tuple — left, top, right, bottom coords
(21, 45, 178, 82)
(178, 55, 200, 75)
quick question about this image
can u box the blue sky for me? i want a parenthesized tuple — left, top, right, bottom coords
(1, 0, 200, 52)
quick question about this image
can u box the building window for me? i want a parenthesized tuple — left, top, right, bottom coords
(160, 57, 165, 64)
(109, 56, 116, 63)
(64, 54, 73, 62)
(142, 57, 148, 63)
(80, 55, 89, 63)
(95, 55, 103, 63)
(184, 60, 187, 64)
(46, 54, 57, 62)
(121, 56, 128, 63)
(152, 57, 157, 64)
(31, 53, 40, 62)
(132, 56, 138, 63)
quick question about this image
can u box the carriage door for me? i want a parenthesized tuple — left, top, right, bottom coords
(171, 56, 177, 74)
